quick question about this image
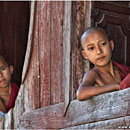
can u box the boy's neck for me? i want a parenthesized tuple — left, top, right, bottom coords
(94, 61, 115, 76)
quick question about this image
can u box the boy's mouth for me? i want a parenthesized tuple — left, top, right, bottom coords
(0, 79, 6, 85)
(96, 56, 106, 61)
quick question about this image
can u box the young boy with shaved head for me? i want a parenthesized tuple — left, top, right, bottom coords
(77, 27, 130, 101)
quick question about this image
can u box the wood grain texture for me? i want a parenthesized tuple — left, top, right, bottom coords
(50, 1, 64, 104)
(23, 1, 40, 112)
(38, 2, 51, 107)
(61, 116, 130, 129)
(71, 1, 78, 101)
(19, 88, 130, 129)
(62, 1, 72, 116)
(94, 1, 130, 15)
(75, 1, 84, 91)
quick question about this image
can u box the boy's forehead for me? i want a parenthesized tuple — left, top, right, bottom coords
(83, 30, 108, 42)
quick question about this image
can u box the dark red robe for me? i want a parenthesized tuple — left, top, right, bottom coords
(6, 83, 19, 112)
(113, 61, 130, 90)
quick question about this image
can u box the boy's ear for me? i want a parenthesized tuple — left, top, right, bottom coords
(9, 65, 14, 74)
(81, 51, 88, 59)
(110, 40, 114, 51)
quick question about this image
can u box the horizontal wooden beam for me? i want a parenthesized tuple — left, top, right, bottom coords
(62, 116, 130, 129)
(19, 88, 130, 129)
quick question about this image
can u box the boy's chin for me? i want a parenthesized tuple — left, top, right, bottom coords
(96, 61, 111, 67)
(0, 83, 9, 88)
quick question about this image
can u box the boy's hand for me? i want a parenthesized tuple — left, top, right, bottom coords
(120, 73, 130, 90)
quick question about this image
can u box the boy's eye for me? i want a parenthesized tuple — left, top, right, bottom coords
(88, 47, 94, 51)
(0, 66, 6, 71)
(100, 42, 106, 46)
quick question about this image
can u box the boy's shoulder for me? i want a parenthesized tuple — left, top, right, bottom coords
(84, 69, 97, 77)
(82, 69, 99, 84)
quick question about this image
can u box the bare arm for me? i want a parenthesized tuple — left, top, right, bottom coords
(76, 70, 120, 101)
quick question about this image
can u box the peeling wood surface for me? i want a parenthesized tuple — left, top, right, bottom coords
(71, 2, 78, 100)
(75, 1, 84, 88)
(50, 1, 64, 104)
(61, 116, 130, 129)
(19, 88, 130, 129)
(38, 2, 51, 107)
(71, 1, 90, 100)
(23, 2, 40, 112)
(62, 1, 72, 116)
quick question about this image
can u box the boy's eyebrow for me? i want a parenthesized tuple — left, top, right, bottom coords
(86, 39, 107, 47)
(86, 43, 94, 47)
(0, 65, 6, 69)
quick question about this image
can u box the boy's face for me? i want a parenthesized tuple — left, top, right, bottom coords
(82, 30, 114, 67)
(0, 57, 13, 88)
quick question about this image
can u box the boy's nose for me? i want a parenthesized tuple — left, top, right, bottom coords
(0, 71, 3, 77)
(96, 46, 102, 54)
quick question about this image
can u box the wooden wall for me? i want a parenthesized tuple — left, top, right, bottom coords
(19, 1, 90, 113)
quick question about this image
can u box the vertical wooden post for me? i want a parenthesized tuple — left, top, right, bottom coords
(62, 1, 72, 116)
(38, 1, 51, 107)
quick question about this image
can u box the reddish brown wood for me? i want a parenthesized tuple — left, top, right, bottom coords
(23, 3, 40, 110)
(62, 1, 72, 116)
(71, 2, 78, 101)
(38, 2, 51, 107)
(50, 2, 64, 104)
(0, 2, 30, 86)
(74, 1, 84, 98)
(94, 1, 130, 15)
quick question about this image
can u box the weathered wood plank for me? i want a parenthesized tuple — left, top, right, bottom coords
(71, 1, 78, 100)
(19, 102, 66, 129)
(62, 1, 72, 116)
(50, 2, 64, 104)
(71, 1, 85, 100)
(38, 2, 51, 107)
(23, 1, 40, 111)
(82, 1, 92, 73)
(19, 88, 130, 129)
(13, 2, 36, 128)
(61, 116, 130, 129)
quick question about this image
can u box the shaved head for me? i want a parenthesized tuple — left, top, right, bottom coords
(81, 27, 109, 49)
